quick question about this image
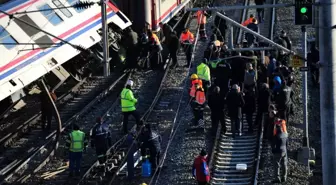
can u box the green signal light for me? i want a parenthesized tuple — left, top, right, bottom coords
(300, 7, 307, 13)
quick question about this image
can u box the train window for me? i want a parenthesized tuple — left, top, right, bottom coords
(52, 0, 73, 18)
(66, 0, 84, 13)
(34, 35, 54, 49)
(0, 26, 17, 49)
(39, 4, 64, 25)
(116, 12, 128, 24)
(14, 15, 40, 37)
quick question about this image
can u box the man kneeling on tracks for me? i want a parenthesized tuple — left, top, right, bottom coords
(91, 117, 112, 166)
(140, 124, 162, 171)
(66, 124, 88, 177)
(121, 80, 143, 134)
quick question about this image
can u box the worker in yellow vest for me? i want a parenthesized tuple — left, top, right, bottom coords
(66, 124, 88, 177)
(197, 58, 211, 95)
(121, 80, 142, 134)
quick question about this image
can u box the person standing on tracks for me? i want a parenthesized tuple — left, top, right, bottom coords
(208, 86, 226, 134)
(91, 117, 112, 165)
(168, 31, 180, 69)
(274, 80, 294, 124)
(226, 84, 245, 137)
(40, 86, 56, 130)
(272, 120, 288, 183)
(192, 84, 206, 127)
(246, 18, 259, 47)
(66, 124, 88, 177)
(190, 74, 203, 99)
(192, 149, 210, 185)
(197, 58, 211, 95)
(147, 29, 163, 70)
(121, 80, 142, 134)
(256, 83, 271, 126)
(244, 63, 257, 93)
(195, 8, 209, 40)
(140, 124, 162, 171)
(243, 88, 256, 133)
(307, 42, 320, 87)
(180, 27, 195, 67)
(214, 59, 232, 98)
(159, 22, 173, 45)
(124, 27, 139, 69)
(255, 0, 265, 22)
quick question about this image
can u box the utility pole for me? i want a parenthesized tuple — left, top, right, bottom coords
(319, 0, 336, 183)
(101, 0, 110, 76)
(301, 26, 310, 173)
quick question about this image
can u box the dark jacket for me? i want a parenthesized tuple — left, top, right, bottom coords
(308, 47, 320, 68)
(211, 26, 224, 42)
(208, 91, 225, 111)
(255, 0, 265, 5)
(125, 30, 138, 48)
(280, 35, 292, 50)
(214, 14, 227, 34)
(272, 131, 288, 154)
(168, 33, 180, 51)
(226, 90, 245, 118)
(40, 91, 53, 110)
(91, 122, 112, 149)
(275, 85, 294, 109)
(258, 88, 271, 112)
(230, 57, 247, 84)
(192, 156, 210, 182)
(162, 24, 173, 44)
(243, 91, 256, 114)
(215, 60, 232, 87)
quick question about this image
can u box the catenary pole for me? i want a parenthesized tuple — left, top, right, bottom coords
(101, 0, 110, 76)
(319, 0, 336, 183)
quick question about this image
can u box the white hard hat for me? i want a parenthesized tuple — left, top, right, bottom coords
(232, 84, 239, 90)
(126, 80, 134, 87)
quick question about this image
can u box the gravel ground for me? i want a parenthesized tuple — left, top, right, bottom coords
(257, 0, 322, 184)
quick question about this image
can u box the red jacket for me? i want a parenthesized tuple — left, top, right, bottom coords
(192, 156, 210, 182)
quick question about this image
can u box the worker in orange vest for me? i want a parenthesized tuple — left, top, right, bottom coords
(180, 27, 195, 67)
(147, 29, 163, 70)
(273, 117, 287, 136)
(242, 14, 258, 26)
(190, 74, 203, 98)
(193, 84, 206, 127)
(195, 9, 208, 40)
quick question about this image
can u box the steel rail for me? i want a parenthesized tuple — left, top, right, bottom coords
(0, 72, 129, 184)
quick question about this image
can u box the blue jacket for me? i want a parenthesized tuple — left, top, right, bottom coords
(273, 76, 282, 93)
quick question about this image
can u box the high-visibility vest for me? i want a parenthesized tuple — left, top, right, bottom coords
(209, 60, 219, 69)
(180, 31, 195, 43)
(196, 11, 206, 24)
(242, 17, 258, 26)
(69, 130, 85, 152)
(120, 88, 137, 112)
(195, 90, 206, 104)
(152, 33, 160, 45)
(190, 79, 203, 97)
(197, 63, 211, 81)
(273, 119, 287, 136)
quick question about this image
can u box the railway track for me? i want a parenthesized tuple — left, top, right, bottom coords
(0, 72, 129, 185)
(209, 0, 276, 184)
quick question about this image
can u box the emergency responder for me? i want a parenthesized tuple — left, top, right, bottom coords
(197, 58, 211, 95)
(255, 0, 265, 22)
(159, 22, 173, 45)
(140, 124, 162, 170)
(121, 80, 142, 134)
(180, 27, 195, 67)
(246, 18, 259, 46)
(193, 84, 206, 126)
(40, 87, 56, 130)
(210, 25, 224, 42)
(256, 83, 271, 125)
(274, 80, 294, 123)
(307, 42, 320, 87)
(66, 124, 88, 177)
(215, 59, 231, 98)
(91, 117, 112, 164)
(272, 120, 288, 183)
(168, 31, 180, 68)
(192, 149, 210, 185)
(195, 9, 208, 39)
(147, 29, 163, 69)
(226, 84, 245, 137)
(244, 63, 257, 93)
(242, 14, 258, 26)
(243, 89, 256, 133)
(280, 30, 292, 51)
(190, 74, 203, 99)
(124, 27, 139, 69)
(208, 86, 226, 134)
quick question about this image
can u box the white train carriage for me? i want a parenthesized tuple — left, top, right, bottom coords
(0, 0, 131, 102)
(114, 0, 192, 31)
